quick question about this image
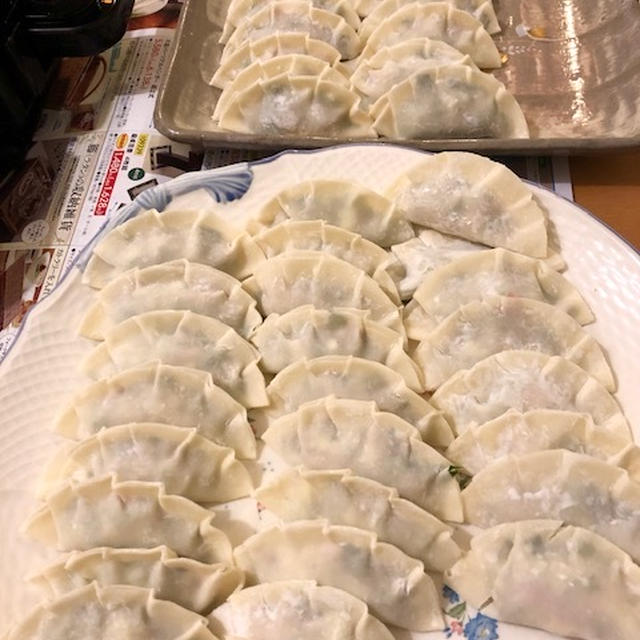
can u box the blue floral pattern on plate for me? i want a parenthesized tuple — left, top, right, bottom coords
(134, 165, 254, 212)
(443, 586, 499, 640)
(75, 164, 254, 270)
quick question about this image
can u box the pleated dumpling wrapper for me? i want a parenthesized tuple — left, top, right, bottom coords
(209, 580, 393, 640)
(446, 409, 636, 477)
(262, 357, 453, 446)
(403, 248, 591, 340)
(79, 259, 261, 340)
(5, 583, 219, 640)
(357, 3, 501, 68)
(391, 229, 486, 300)
(31, 546, 243, 615)
(388, 153, 549, 257)
(359, 0, 500, 37)
(446, 520, 640, 640)
(414, 296, 614, 391)
(371, 65, 528, 139)
(391, 229, 566, 300)
(217, 75, 374, 137)
(256, 468, 461, 569)
(23, 476, 232, 564)
(220, 0, 361, 43)
(251, 306, 423, 391)
(350, 37, 476, 109)
(83, 208, 263, 288)
(354, 0, 498, 24)
(234, 519, 444, 631)
(213, 54, 350, 121)
(221, 1, 362, 61)
(82, 310, 268, 408)
(210, 32, 344, 88)
(253, 219, 403, 299)
(262, 396, 462, 518)
(247, 179, 414, 246)
(242, 252, 405, 338)
(55, 362, 257, 458)
(40, 423, 253, 502)
(462, 450, 640, 563)
(430, 350, 631, 438)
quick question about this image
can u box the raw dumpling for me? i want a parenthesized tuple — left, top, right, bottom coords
(360, 0, 499, 40)
(387, 153, 549, 258)
(32, 546, 243, 615)
(414, 296, 614, 391)
(82, 310, 267, 408)
(462, 450, 640, 563)
(247, 180, 414, 246)
(41, 423, 253, 502)
(611, 446, 640, 485)
(355, 0, 498, 23)
(220, 0, 361, 42)
(446, 520, 640, 640)
(391, 229, 492, 300)
(234, 520, 444, 631)
(213, 55, 349, 121)
(358, 3, 501, 68)
(5, 583, 217, 640)
(210, 32, 343, 88)
(253, 219, 403, 300)
(251, 306, 423, 391)
(217, 75, 374, 137)
(221, 1, 362, 61)
(262, 396, 462, 517)
(255, 468, 461, 569)
(83, 209, 263, 288)
(23, 476, 232, 564)
(79, 259, 261, 340)
(209, 580, 393, 640)
(54, 363, 256, 459)
(446, 409, 635, 476)
(391, 230, 565, 300)
(350, 37, 475, 108)
(263, 357, 453, 446)
(371, 65, 528, 139)
(242, 252, 405, 337)
(404, 248, 592, 340)
(431, 350, 630, 438)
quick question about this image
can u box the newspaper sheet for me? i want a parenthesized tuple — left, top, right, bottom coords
(0, 23, 199, 358)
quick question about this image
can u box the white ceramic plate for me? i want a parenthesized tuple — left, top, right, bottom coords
(1, 145, 639, 640)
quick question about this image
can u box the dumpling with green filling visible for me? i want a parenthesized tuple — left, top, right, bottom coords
(217, 76, 374, 137)
(221, 1, 362, 61)
(234, 520, 444, 631)
(371, 65, 528, 140)
(357, 3, 501, 68)
(447, 520, 640, 640)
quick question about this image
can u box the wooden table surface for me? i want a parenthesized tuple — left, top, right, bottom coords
(570, 153, 640, 250)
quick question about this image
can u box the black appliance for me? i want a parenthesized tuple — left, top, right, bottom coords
(0, 0, 134, 177)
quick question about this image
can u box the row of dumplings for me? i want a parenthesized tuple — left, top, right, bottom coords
(209, 0, 529, 139)
(7, 151, 640, 639)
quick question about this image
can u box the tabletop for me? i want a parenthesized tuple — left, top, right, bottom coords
(571, 153, 640, 249)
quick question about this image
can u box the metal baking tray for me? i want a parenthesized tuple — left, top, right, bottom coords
(154, 0, 640, 153)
